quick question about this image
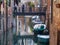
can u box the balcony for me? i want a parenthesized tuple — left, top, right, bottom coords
(13, 6, 47, 16)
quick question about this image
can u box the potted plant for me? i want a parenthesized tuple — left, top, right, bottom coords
(27, 2, 35, 12)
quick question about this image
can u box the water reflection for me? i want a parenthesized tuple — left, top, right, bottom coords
(12, 15, 47, 45)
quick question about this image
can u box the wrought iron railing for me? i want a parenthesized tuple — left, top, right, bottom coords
(13, 6, 47, 16)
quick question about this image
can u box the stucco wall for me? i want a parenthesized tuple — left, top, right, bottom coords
(50, 0, 60, 45)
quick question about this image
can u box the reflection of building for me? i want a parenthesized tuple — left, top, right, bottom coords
(0, 1, 4, 45)
(0, 0, 51, 45)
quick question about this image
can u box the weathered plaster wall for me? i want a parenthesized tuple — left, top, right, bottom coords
(50, 0, 60, 45)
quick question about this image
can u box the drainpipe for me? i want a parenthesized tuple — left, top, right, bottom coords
(6, 0, 8, 45)
(17, 16, 19, 35)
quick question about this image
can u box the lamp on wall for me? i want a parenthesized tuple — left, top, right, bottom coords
(54, 0, 60, 8)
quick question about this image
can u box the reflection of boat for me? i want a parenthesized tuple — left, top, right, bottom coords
(32, 20, 43, 24)
(37, 35, 49, 44)
(33, 24, 46, 31)
(33, 24, 49, 45)
(33, 24, 47, 34)
(32, 16, 43, 24)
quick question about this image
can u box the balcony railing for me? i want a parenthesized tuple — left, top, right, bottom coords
(13, 6, 47, 16)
